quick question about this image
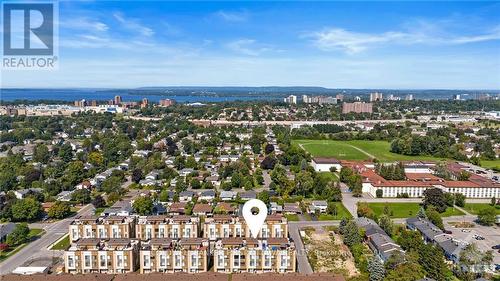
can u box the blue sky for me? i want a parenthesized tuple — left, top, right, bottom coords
(2, 1, 500, 89)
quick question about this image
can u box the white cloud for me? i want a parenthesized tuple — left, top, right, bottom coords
(61, 17, 108, 32)
(226, 39, 272, 56)
(113, 12, 154, 37)
(307, 24, 500, 54)
(214, 10, 249, 22)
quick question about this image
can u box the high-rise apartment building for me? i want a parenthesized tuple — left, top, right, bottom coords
(370, 92, 383, 102)
(342, 102, 373, 114)
(283, 95, 297, 104)
(114, 95, 122, 105)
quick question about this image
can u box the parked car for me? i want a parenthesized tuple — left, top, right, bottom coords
(492, 244, 500, 250)
(444, 230, 452, 234)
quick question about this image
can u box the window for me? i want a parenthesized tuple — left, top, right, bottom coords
(264, 253, 271, 267)
(112, 226, 119, 238)
(159, 254, 166, 267)
(191, 253, 198, 267)
(143, 254, 150, 267)
(174, 253, 181, 267)
(217, 253, 224, 267)
(116, 254, 123, 268)
(146, 227, 152, 239)
(98, 227, 105, 238)
(210, 227, 215, 238)
(185, 227, 191, 238)
(233, 254, 241, 267)
(249, 252, 256, 267)
(84, 255, 91, 268)
(280, 253, 288, 268)
(100, 254, 106, 267)
(159, 228, 165, 238)
(67, 255, 74, 268)
(173, 228, 179, 238)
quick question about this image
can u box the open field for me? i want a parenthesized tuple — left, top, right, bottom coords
(463, 203, 500, 215)
(293, 140, 447, 162)
(364, 202, 465, 218)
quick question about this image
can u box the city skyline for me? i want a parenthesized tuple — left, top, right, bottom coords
(1, 1, 500, 89)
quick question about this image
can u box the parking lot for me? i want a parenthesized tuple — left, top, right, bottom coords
(447, 221, 500, 264)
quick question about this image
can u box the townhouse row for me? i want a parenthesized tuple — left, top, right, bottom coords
(65, 214, 295, 274)
(69, 214, 288, 242)
(65, 237, 296, 274)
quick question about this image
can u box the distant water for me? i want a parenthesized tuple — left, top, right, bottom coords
(0, 89, 280, 103)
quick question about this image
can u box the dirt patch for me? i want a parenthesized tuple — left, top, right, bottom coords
(302, 227, 359, 277)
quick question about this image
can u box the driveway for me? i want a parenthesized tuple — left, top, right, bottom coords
(0, 204, 95, 274)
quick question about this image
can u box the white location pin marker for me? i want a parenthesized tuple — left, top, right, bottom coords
(242, 199, 268, 239)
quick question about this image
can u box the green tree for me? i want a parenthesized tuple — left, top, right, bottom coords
(416, 207, 427, 219)
(71, 189, 91, 205)
(477, 206, 496, 226)
(456, 243, 493, 281)
(92, 194, 106, 208)
(425, 205, 444, 229)
(11, 198, 42, 221)
(418, 243, 452, 281)
(58, 143, 73, 162)
(423, 188, 447, 213)
(384, 261, 425, 281)
(367, 257, 385, 281)
(327, 202, 338, 216)
(33, 144, 50, 164)
(257, 191, 270, 205)
(132, 196, 154, 215)
(88, 151, 104, 167)
(47, 201, 71, 219)
(158, 189, 169, 202)
(343, 220, 362, 247)
(378, 214, 394, 236)
(455, 193, 466, 207)
(6, 223, 30, 246)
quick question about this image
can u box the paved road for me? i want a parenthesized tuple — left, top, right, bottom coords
(288, 221, 339, 274)
(0, 204, 94, 274)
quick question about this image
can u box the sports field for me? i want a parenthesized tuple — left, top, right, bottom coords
(293, 139, 446, 162)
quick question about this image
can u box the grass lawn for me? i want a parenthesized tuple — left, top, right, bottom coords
(481, 160, 500, 171)
(317, 172, 339, 182)
(317, 202, 353, 220)
(293, 139, 447, 162)
(0, 228, 44, 262)
(50, 234, 70, 250)
(365, 202, 464, 218)
(463, 203, 500, 215)
(284, 214, 299, 221)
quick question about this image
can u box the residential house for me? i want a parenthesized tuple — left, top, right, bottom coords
(198, 190, 216, 202)
(192, 204, 213, 217)
(283, 203, 302, 214)
(308, 201, 328, 214)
